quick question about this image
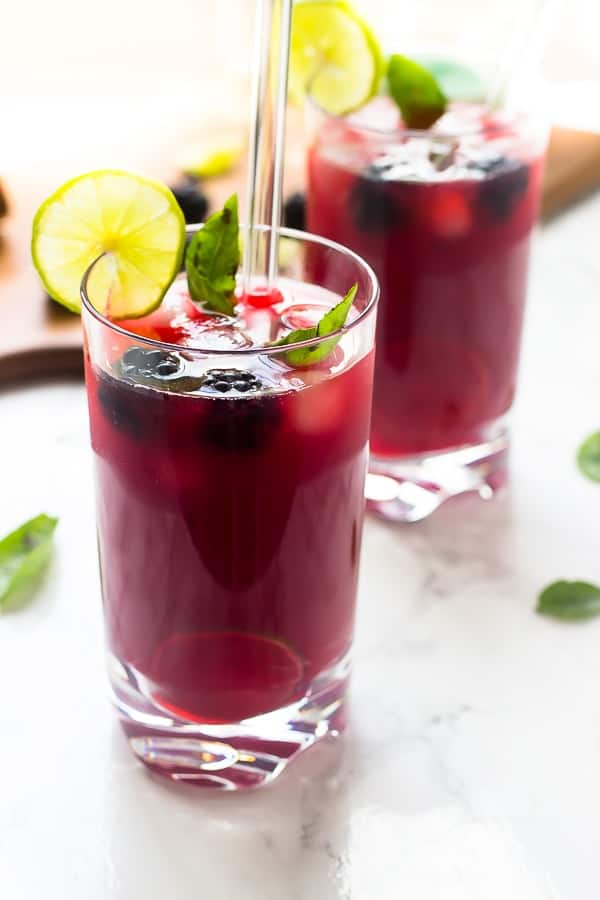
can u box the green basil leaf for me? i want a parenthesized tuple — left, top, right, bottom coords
(577, 431, 600, 482)
(185, 193, 240, 315)
(272, 283, 357, 367)
(537, 580, 600, 622)
(387, 54, 447, 129)
(0, 514, 58, 611)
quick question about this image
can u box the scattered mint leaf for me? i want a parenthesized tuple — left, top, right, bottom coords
(185, 193, 240, 315)
(577, 431, 600, 482)
(387, 54, 448, 129)
(535, 436, 600, 622)
(418, 58, 485, 103)
(0, 514, 58, 612)
(537, 580, 600, 622)
(272, 283, 357, 367)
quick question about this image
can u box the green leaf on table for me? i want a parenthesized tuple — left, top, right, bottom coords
(387, 54, 448, 129)
(419, 58, 486, 103)
(577, 431, 600, 482)
(272, 283, 357, 367)
(537, 580, 600, 622)
(0, 514, 58, 612)
(185, 193, 240, 315)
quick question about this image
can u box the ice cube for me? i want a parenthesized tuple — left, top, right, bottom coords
(290, 373, 345, 435)
(280, 303, 326, 331)
(180, 319, 253, 351)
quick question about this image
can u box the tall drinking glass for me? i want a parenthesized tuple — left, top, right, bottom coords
(306, 0, 551, 521)
(82, 226, 378, 789)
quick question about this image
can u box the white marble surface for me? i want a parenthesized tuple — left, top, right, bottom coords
(1, 195, 600, 899)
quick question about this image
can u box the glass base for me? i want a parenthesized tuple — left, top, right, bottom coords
(366, 431, 509, 523)
(109, 652, 349, 790)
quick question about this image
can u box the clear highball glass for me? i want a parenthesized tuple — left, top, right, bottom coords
(306, 1, 552, 521)
(81, 226, 378, 789)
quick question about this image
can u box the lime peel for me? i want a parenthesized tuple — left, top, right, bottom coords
(289, 0, 383, 115)
(31, 170, 185, 318)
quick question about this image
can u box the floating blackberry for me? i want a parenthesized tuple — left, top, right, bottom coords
(349, 171, 405, 233)
(199, 396, 282, 452)
(97, 378, 150, 441)
(467, 154, 510, 177)
(156, 358, 181, 377)
(477, 161, 530, 221)
(120, 346, 146, 372)
(202, 369, 263, 395)
(120, 347, 182, 380)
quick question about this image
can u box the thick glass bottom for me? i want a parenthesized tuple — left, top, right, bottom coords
(109, 651, 349, 790)
(366, 427, 509, 523)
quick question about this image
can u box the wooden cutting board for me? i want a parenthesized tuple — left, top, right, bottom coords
(0, 167, 252, 385)
(541, 126, 600, 219)
(1, 123, 599, 385)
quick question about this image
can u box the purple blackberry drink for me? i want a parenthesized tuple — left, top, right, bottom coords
(82, 227, 378, 789)
(308, 98, 546, 520)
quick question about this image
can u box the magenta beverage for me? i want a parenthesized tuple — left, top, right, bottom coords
(308, 97, 546, 520)
(82, 228, 378, 788)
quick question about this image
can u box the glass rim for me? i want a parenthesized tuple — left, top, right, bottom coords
(80, 223, 379, 357)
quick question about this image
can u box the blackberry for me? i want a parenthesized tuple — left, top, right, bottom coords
(283, 192, 306, 231)
(169, 177, 209, 224)
(200, 396, 282, 452)
(467, 154, 510, 177)
(477, 161, 530, 221)
(120, 346, 146, 373)
(120, 347, 182, 380)
(156, 358, 181, 377)
(349, 172, 405, 233)
(118, 347, 205, 393)
(98, 379, 149, 441)
(201, 369, 263, 395)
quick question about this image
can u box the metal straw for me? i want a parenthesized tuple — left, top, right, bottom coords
(243, 0, 294, 289)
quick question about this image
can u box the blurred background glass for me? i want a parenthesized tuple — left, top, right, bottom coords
(0, 0, 597, 178)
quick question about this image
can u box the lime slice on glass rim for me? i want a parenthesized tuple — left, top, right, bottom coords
(31, 170, 186, 318)
(289, 0, 384, 115)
